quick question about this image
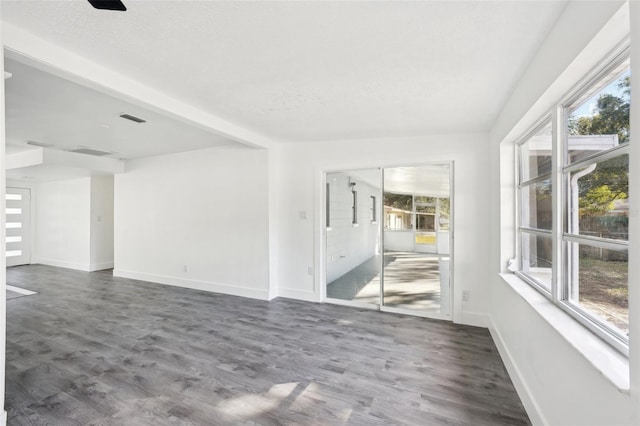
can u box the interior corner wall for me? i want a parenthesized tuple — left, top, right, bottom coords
(275, 134, 491, 327)
(34, 177, 92, 271)
(113, 145, 270, 300)
(488, 1, 639, 425)
(90, 175, 114, 271)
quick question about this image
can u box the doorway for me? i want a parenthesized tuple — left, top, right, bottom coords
(324, 163, 453, 319)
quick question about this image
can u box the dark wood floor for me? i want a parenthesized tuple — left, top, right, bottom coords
(5, 264, 530, 425)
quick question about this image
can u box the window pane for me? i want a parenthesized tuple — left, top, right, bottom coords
(568, 243, 628, 336)
(415, 196, 436, 205)
(416, 214, 435, 231)
(384, 193, 413, 231)
(416, 204, 435, 214)
(520, 121, 552, 181)
(567, 61, 630, 164)
(351, 191, 358, 224)
(520, 232, 552, 291)
(439, 198, 450, 231)
(569, 154, 628, 240)
(370, 196, 376, 222)
(521, 179, 552, 230)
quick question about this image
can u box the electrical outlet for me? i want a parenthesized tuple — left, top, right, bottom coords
(183, 264, 189, 273)
(307, 266, 314, 276)
(462, 290, 470, 302)
(299, 211, 307, 220)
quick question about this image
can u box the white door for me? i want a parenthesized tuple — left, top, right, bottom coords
(6, 187, 31, 267)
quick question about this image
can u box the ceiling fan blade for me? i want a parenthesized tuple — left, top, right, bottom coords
(87, 0, 127, 11)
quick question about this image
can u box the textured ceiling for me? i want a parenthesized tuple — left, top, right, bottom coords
(1, 0, 568, 143)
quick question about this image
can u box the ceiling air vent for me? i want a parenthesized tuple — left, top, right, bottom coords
(119, 113, 146, 123)
(26, 140, 54, 148)
(69, 148, 114, 156)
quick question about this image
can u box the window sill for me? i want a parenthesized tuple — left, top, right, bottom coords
(499, 273, 629, 391)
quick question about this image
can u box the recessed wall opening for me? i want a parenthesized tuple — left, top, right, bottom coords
(324, 163, 453, 319)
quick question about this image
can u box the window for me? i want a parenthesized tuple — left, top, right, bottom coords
(517, 120, 553, 292)
(516, 50, 630, 353)
(370, 195, 376, 223)
(384, 192, 413, 230)
(326, 182, 331, 229)
(352, 190, 358, 225)
(439, 198, 450, 231)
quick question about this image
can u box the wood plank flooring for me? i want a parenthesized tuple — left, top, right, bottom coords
(5, 264, 530, 425)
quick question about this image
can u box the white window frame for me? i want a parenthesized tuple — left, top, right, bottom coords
(515, 46, 631, 355)
(516, 117, 554, 295)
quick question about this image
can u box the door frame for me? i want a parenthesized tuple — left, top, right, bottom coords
(319, 161, 455, 323)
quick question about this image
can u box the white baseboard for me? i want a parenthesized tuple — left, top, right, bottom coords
(113, 269, 269, 301)
(461, 311, 490, 328)
(89, 261, 114, 271)
(6, 285, 37, 295)
(1, 410, 6, 426)
(276, 288, 319, 302)
(489, 318, 546, 426)
(33, 259, 114, 272)
(34, 257, 92, 272)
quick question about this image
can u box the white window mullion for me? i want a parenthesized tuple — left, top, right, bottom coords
(551, 106, 563, 303)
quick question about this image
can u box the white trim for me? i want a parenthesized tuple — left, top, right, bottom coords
(326, 298, 379, 310)
(489, 318, 547, 426)
(381, 305, 452, 321)
(460, 311, 490, 328)
(0, 411, 6, 426)
(6, 285, 36, 296)
(33, 258, 92, 272)
(112, 269, 269, 301)
(89, 261, 114, 272)
(277, 288, 319, 303)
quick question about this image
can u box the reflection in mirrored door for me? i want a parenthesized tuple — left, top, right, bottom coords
(382, 164, 452, 316)
(325, 169, 382, 306)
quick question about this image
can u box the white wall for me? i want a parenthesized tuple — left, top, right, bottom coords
(32, 176, 114, 272)
(113, 145, 270, 300)
(383, 230, 414, 252)
(326, 172, 380, 283)
(35, 177, 92, 270)
(489, 1, 640, 425)
(90, 175, 114, 270)
(275, 134, 490, 326)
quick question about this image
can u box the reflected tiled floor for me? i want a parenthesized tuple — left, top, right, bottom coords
(327, 252, 444, 312)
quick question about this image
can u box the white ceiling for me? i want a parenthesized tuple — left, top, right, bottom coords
(4, 57, 235, 160)
(1, 0, 568, 144)
(346, 164, 450, 197)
